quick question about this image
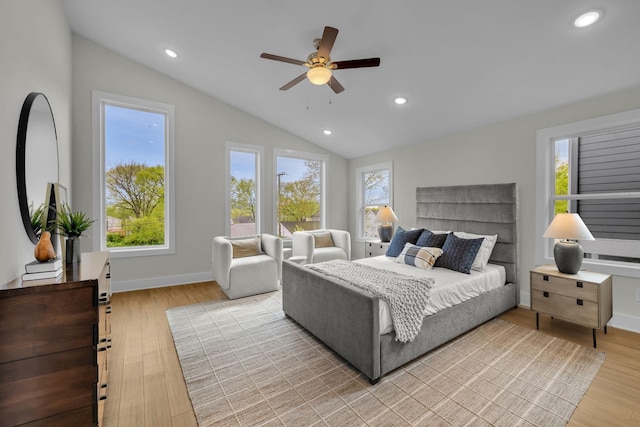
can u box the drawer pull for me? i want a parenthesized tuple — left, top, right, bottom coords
(543, 275, 549, 281)
(543, 291, 549, 298)
(577, 282, 583, 288)
(577, 299, 584, 306)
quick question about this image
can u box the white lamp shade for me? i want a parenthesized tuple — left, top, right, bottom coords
(543, 213, 595, 241)
(376, 206, 398, 224)
(307, 67, 332, 85)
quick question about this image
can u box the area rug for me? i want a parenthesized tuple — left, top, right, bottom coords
(166, 290, 605, 426)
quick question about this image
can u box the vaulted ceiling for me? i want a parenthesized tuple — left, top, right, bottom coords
(63, 0, 640, 159)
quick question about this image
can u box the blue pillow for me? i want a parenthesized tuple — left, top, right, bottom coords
(385, 227, 424, 257)
(415, 229, 448, 248)
(435, 233, 484, 274)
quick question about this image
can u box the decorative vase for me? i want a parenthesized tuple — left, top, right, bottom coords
(34, 231, 56, 262)
(65, 236, 81, 264)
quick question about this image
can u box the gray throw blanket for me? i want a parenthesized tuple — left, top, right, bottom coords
(307, 260, 434, 343)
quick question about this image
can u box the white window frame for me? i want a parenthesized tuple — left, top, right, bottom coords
(273, 148, 328, 236)
(536, 108, 640, 278)
(92, 90, 176, 258)
(225, 142, 264, 237)
(355, 161, 393, 242)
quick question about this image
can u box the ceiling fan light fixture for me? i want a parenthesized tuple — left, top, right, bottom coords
(307, 66, 332, 85)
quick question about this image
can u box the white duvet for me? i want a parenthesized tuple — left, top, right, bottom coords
(354, 256, 506, 335)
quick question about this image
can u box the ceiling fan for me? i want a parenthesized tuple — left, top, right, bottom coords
(260, 26, 380, 94)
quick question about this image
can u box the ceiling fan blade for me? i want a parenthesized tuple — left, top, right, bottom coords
(327, 76, 345, 94)
(317, 26, 339, 59)
(279, 73, 308, 91)
(260, 53, 306, 67)
(332, 57, 381, 69)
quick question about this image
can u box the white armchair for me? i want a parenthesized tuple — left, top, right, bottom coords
(292, 229, 351, 264)
(212, 234, 283, 299)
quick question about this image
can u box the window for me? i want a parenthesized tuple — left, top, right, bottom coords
(537, 108, 640, 277)
(274, 149, 327, 238)
(356, 162, 392, 240)
(92, 91, 175, 257)
(226, 142, 263, 237)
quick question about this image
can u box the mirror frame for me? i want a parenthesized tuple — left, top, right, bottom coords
(16, 92, 59, 244)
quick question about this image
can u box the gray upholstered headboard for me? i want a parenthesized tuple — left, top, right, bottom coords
(415, 183, 519, 285)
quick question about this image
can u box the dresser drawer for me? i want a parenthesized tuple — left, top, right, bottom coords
(0, 286, 98, 363)
(531, 289, 599, 328)
(531, 271, 598, 302)
(0, 346, 96, 426)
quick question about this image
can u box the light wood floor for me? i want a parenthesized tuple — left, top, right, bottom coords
(104, 282, 640, 426)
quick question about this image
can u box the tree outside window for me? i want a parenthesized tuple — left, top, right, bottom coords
(356, 162, 392, 240)
(104, 105, 167, 248)
(229, 148, 259, 237)
(275, 153, 326, 238)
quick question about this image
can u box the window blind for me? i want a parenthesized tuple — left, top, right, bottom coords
(577, 127, 640, 240)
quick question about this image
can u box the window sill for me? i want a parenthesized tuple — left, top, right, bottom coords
(106, 245, 175, 259)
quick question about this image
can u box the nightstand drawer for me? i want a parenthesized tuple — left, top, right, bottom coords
(531, 272, 598, 302)
(531, 289, 599, 328)
(365, 241, 389, 258)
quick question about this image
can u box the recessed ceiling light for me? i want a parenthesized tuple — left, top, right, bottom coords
(394, 97, 407, 105)
(574, 11, 600, 28)
(164, 48, 178, 58)
(323, 129, 332, 135)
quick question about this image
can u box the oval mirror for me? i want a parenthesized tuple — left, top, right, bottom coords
(16, 92, 60, 244)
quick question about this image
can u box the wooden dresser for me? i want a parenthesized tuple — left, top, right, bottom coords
(530, 264, 612, 348)
(0, 251, 111, 426)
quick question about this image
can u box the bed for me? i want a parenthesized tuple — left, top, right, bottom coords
(282, 183, 519, 383)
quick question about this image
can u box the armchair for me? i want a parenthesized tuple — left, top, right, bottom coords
(212, 234, 283, 299)
(292, 229, 351, 264)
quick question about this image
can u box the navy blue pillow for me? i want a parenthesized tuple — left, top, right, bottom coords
(415, 229, 449, 248)
(385, 227, 424, 257)
(435, 233, 483, 274)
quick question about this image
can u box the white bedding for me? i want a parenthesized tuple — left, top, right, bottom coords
(354, 256, 506, 335)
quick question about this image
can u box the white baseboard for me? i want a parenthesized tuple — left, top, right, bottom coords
(610, 313, 640, 334)
(112, 271, 214, 293)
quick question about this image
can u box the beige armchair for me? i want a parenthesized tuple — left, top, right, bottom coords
(212, 234, 282, 299)
(292, 229, 351, 264)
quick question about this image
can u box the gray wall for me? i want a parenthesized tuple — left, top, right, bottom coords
(71, 35, 348, 292)
(348, 83, 640, 331)
(0, 0, 71, 285)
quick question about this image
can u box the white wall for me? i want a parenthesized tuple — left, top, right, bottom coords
(71, 35, 349, 292)
(0, 0, 71, 285)
(349, 83, 640, 332)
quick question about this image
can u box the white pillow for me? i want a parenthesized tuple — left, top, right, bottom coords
(453, 232, 498, 271)
(396, 243, 443, 270)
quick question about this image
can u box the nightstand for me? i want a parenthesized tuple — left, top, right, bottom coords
(365, 240, 390, 258)
(530, 265, 612, 348)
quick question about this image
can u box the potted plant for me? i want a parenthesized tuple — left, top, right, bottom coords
(56, 203, 95, 264)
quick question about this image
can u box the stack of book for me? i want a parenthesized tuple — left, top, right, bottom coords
(22, 258, 63, 281)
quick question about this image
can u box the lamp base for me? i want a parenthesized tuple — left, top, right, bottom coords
(553, 240, 584, 274)
(378, 224, 393, 243)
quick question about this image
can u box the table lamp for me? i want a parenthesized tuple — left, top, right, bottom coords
(376, 205, 398, 243)
(543, 213, 595, 274)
